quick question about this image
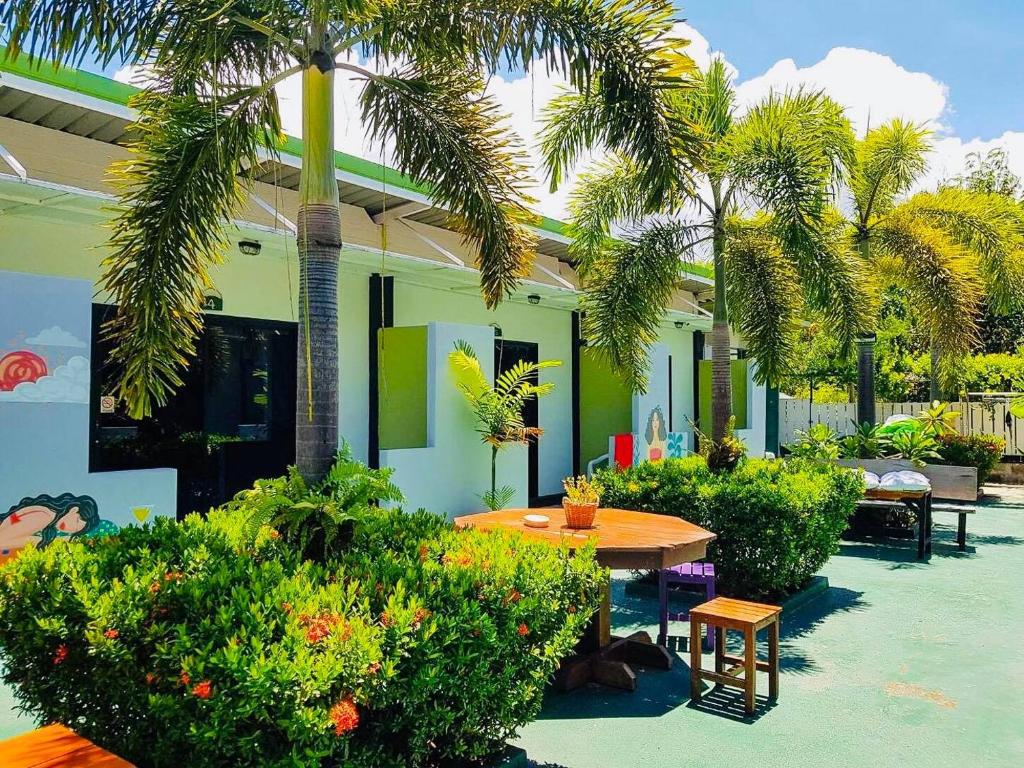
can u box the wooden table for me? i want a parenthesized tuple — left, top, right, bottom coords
(0, 724, 133, 767)
(456, 507, 716, 691)
(859, 488, 933, 559)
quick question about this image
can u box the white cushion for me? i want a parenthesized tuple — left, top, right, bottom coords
(862, 471, 881, 489)
(879, 471, 931, 492)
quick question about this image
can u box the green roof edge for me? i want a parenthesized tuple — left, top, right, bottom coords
(0, 50, 713, 282)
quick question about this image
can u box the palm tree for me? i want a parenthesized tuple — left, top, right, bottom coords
(841, 121, 1024, 411)
(2, 0, 701, 480)
(542, 58, 866, 440)
(449, 340, 559, 510)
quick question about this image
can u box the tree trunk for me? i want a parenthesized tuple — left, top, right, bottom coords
(929, 333, 941, 402)
(855, 236, 876, 427)
(710, 222, 731, 442)
(295, 54, 341, 481)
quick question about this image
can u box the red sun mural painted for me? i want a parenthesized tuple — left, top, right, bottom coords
(0, 350, 48, 391)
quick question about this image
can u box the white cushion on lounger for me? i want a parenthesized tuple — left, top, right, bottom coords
(879, 471, 930, 492)
(861, 471, 881, 489)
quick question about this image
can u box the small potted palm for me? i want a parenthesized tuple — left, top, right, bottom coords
(562, 476, 603, 529)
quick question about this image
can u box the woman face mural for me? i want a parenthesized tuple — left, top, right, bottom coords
(0, 493, 100, 556)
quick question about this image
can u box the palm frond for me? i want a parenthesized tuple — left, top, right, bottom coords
(366, 0, 700, 205)
(874, 213, 983, 389)
(724, 216, 803, 385)
(899, 188, 1024, 312)
(0, 0, 162, 67)
(850, 119, 930, 224)
(727, 89, 855, 254)
(102, 82, 281, 418)
(580, 220, 703, 390)
(360, 66, 538, 308)
(565, 153, 654, 272)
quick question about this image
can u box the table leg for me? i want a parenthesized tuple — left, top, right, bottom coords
(957, 512, 967, 551)
(915, 498, 926, 559)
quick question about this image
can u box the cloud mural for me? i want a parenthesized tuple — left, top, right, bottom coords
(0, 355, 89, 403)
(26, 325, 87, 348)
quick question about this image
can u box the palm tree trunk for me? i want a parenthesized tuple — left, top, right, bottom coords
(296, 52, 341, 481)
(855, 236, 876, 426)
(710, 221, 731, 442)
(929, 333, 941, 401)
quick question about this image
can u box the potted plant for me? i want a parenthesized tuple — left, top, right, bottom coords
(562, 476, 603, 529)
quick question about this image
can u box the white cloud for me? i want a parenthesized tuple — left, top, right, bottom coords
(918, 130, 1024, 193)
(734, 47, 949, 135)
(26, 326, 86, 348)
(0, 356, 89, 403)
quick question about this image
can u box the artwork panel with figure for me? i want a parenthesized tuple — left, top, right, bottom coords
(643, 406, 668, 461)
(0, 493, 118, 562)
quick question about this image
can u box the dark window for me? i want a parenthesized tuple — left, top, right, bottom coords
(90, 306, 296, 517)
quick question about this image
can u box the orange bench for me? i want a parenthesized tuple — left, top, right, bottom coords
(0, 724, 133, 767)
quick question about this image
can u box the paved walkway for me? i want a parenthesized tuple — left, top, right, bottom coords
(518, 486, 1024, 768)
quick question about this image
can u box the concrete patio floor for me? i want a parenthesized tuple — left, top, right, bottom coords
(518, 486, 1024, 768)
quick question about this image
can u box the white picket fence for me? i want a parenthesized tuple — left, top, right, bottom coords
(780, 399, 1023, 457)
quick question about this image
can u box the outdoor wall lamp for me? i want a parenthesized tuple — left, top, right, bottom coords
(674, 321, 686, 329)
(238, 239, 262, 256)
(527, 294, 541, 305)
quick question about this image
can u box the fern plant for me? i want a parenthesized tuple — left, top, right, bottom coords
(233, 443, 403, 561)
(449, 340, 560, 510)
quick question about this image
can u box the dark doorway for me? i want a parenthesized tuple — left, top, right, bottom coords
(90, 306, 297, 518)
(494, 338, 540, 506)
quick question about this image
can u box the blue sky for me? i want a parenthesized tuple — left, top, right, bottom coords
(684, 0, 1023, 140)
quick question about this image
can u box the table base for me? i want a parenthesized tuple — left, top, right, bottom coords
(553, 630, 673, 692)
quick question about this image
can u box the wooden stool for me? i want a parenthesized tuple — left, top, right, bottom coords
(689, 596, 781, 715)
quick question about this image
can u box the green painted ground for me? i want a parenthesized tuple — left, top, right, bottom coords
(2, 490, 1022, 766)
(518, 487, 1024, 768)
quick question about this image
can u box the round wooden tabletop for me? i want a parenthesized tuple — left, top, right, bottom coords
(455, 507, 716, 570)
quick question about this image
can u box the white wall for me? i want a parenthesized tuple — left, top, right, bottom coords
(380, 322, 527, 518)
(390, 279, 573, 497)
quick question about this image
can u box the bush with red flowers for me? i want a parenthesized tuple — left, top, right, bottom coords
(0, 463, 603, 768)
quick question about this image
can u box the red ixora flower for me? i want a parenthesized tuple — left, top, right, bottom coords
(330, 697, 360, 736)
(299, 612, 348, 644)
(52, 644, 68, 665)
(104, 628, 119, 640)
(164, 571, 184, 583)
(517, 623, 529, 637)
(145, 672, 157, 685)
(191, 680, 213, 700)
(179, 670, 191, 686)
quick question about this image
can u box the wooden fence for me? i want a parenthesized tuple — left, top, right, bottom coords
(779, 399, 1023, 457)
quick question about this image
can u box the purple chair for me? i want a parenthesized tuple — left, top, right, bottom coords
(658, 562, 716, 650)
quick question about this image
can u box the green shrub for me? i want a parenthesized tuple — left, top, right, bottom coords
(0, 502, 602, 767)
(597, 456, 863, 599)
(936, 432, 1005, 487)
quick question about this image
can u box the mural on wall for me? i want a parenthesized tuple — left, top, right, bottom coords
(0, 493, 120, 557)
(642, 406, 668, 461)
(0, 270, 176, 562)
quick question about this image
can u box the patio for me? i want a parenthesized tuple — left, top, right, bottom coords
(517, 486, 1024, 768)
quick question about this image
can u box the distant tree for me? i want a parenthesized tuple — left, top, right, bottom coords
(952, 148, 1022, 200)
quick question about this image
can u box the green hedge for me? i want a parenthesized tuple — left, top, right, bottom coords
(936, 432, 1005, 488)
(0, 505, 603, 767)
(597, 457, 864, 599)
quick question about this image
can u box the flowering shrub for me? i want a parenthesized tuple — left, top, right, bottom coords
(935, 432, 1005, 488)
(0, 501, 602, 767)
(598, 456, 863, 598)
